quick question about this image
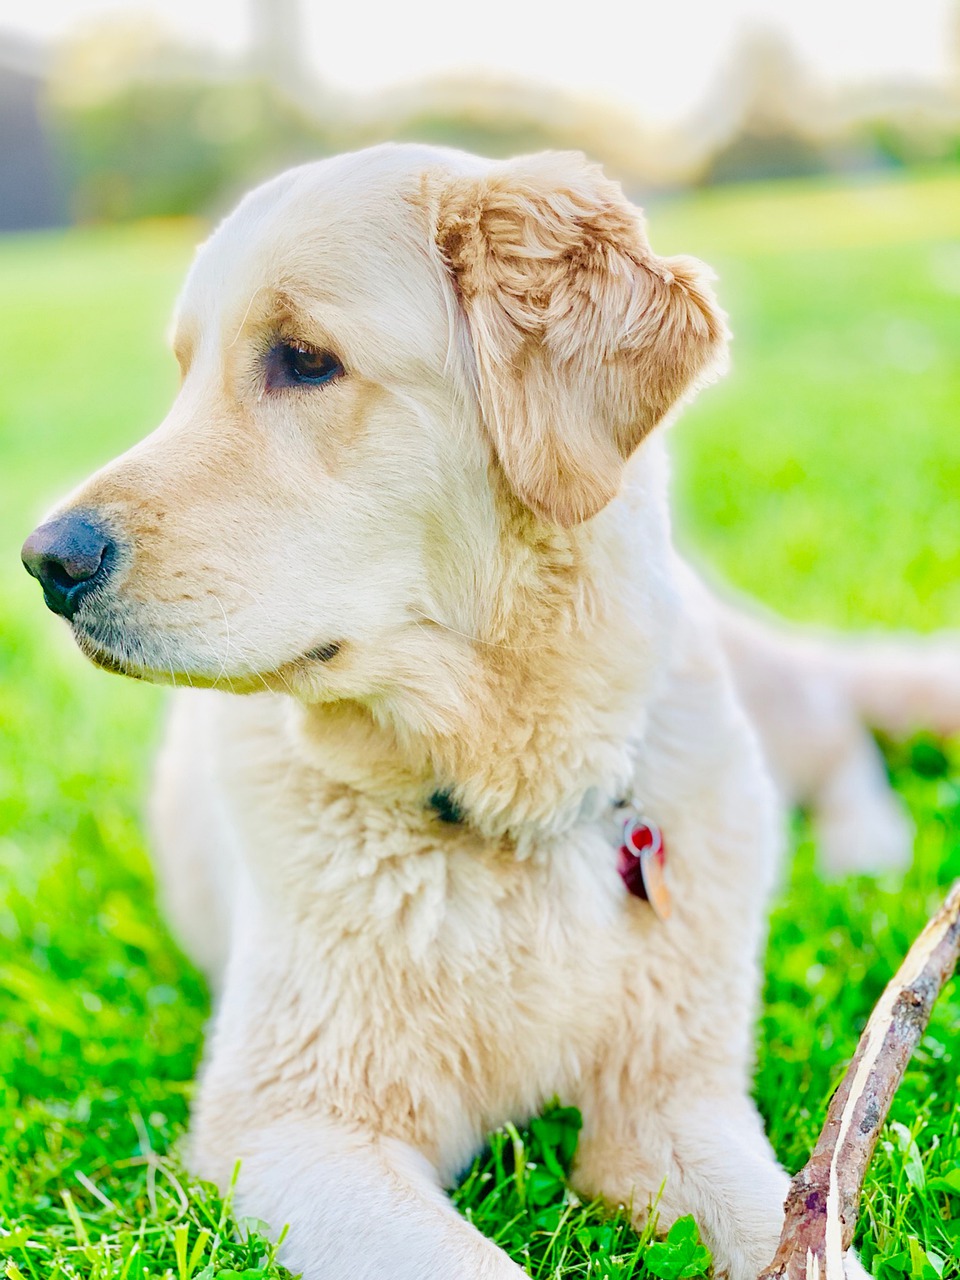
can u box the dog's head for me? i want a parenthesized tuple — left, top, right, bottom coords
(21, 144, 726, 720)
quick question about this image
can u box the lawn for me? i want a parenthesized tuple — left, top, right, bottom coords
(1, 167, 959, 1279)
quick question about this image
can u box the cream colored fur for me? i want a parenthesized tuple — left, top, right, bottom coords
(34, 141, 946, 1279)
(713, 596, 960, 875)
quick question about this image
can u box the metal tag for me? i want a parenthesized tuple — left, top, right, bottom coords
(617, 809, 672, 921)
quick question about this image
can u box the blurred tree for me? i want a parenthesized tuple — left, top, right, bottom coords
(697, 25, 830, 184)
(357, 76, 669, 194)
(44, 18, 674, 222)
(249, 0, 313, 107)
(48, 18, 336, 222)
(32, 10, 960, 226)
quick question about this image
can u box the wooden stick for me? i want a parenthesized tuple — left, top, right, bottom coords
(759, 880, 960, 1280)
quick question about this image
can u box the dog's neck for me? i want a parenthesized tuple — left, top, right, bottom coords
(295, 443, 678, 846)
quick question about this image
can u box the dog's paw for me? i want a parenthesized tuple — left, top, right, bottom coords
(842, 1248, 874, 1280)
(814, 791, 913, 878)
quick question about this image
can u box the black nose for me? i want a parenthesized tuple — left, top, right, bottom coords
(21, 514, 116, 620)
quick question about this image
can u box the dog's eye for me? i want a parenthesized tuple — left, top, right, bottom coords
(266, 342, 344, 390)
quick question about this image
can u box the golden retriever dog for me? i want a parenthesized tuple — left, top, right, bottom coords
(21, 143, 957, 1279)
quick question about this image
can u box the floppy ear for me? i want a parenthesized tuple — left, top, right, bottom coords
(435, 153, 728, 527)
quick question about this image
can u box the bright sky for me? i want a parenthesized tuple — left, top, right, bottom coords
(0, 0, 954, 123)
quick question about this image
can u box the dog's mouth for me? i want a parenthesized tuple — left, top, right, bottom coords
(302, 641, 341, 664)
(71, 612, 343, 690)
(73, 618, 159, 682)
(85, 642, 144, 679)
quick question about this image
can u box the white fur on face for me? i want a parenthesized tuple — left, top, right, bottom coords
(50, 139, 726, 726)
(54, 145, 501, 696)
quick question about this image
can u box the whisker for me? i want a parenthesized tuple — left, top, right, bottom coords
(229, 284, 269, 348)
(408, 607, 548, 654)
(210, 593, 234, 684)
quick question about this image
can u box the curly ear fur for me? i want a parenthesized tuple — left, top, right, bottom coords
(436, 153, 728, 526)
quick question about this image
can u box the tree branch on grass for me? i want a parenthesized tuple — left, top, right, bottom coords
(760, 880, 960, 1280)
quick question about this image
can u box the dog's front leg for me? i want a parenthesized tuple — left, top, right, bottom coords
(573, 1090, 790, 1280)
(574, 1090, 874, 1280)
(191, 1114, 526, 1280)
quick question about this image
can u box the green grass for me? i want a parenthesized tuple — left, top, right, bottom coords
(1, 168, 959, 1279)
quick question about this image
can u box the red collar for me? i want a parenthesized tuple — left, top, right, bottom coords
(428, 788, 671, 920)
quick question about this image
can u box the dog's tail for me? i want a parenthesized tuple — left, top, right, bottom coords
(825, 634, 960, 740)
(712, 592, 960, 876)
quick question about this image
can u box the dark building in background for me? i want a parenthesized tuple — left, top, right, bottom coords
(0, 33, 65, 231)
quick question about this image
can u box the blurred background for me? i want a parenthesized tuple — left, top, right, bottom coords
(1, 6, 960, 1276)
(2, 0, 959, 625)
(3, 0, 960, 229)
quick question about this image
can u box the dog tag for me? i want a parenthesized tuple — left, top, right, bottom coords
(618, 814, 672, 921)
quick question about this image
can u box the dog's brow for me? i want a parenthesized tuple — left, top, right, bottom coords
(229, 285, 273, 348)
(226, 286, 320, 349)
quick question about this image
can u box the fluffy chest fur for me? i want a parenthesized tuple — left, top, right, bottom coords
(197, 698, 621, 1174)
(186, 596, 778, 1186)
